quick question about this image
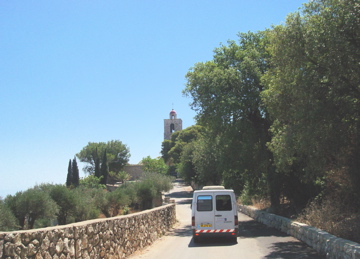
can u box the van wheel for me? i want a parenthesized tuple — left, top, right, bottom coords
(231, 236, 237, 243)
(193, 236, 200, 243)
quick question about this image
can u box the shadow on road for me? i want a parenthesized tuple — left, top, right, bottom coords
(265, 241, 325, 259)
(175, 198, 192, 205)
(239, 219, 288, 238)
(238, 219, 325, 258)
(165, 191, 193, 199)
(165, 179, 193, 205)
(167, 224, 238, 248)
(188, 237, 238, 248)
(167, 225, 192, 237)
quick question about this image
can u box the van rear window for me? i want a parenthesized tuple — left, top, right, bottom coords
(197, 195, 213, 211)
(216, 195, 232, 211)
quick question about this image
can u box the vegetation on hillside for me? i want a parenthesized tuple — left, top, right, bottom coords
(0, 172, 173, 231)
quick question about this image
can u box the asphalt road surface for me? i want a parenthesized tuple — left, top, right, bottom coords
(130, 180, 324, 259)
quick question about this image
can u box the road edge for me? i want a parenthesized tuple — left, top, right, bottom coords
(238, 204, 360, 258)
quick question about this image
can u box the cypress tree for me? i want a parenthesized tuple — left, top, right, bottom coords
(94, 157, 101, 178)
(72, 156, 80, 187)
(66, 159, 72, 187)
(94, 147, 101, 178)
(100, 150, 108, 185)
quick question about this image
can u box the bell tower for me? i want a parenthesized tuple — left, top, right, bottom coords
(164, 109, 182, 140)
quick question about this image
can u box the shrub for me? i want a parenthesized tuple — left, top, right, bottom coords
(49, 185, 77, 225)
(0, 199, 18, 231)
(93, 188, 130, 218)
(122, 206, 130, 215)
(129, 172, 174, 210)
(72, 187, 100, 222)
(105, 188, 130, 217)
(93, 188, 109, 217)
(120, 182, 139, 205)
(4, 192, 25, 229)
(79, 175, 106, 189)
(134, 180, 157, 210)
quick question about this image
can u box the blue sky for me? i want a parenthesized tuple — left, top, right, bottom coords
(0, 0, 306, 198)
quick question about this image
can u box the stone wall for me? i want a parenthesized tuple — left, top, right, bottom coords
(0, 203, 176, 259)
(239, 204, 360, 259)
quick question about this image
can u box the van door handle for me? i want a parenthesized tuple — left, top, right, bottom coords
(215, 215, 222, 217)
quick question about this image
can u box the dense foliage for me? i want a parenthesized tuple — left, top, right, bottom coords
(164, 0, 360, 224)
(161, 125, 203, 182)
(181, 31, 281, 209)
(262, 0, 360, 210)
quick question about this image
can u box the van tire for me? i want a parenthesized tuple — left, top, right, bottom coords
(193, 236, 200, 243)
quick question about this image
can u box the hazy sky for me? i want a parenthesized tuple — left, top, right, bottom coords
(0, 0, 306, 198)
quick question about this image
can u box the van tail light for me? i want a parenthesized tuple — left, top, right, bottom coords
(235, 215, 238, 226)
(192, 216, 195, 227)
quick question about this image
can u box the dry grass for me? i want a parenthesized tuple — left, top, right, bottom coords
(242, 193, 360, 244)
(250, 197, 271, 210)
(296, 196, 360, 244)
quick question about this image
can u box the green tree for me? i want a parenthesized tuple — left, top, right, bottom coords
(66, 159, 72, 187)
(176, 141, 197, 184)
(10, 187, 59, 229)
(94, 157, 101, 178)
(262, 0, 360, 207)
(0, 199, 18, 231)
(4, 192, 25, 229)
(77, 140, 130, 175)
(161, 125, 203, 178)
(161, 140, 172, 163)
(141, 156, 168, 174)
(72, 156, 80, 187)
(100, 149, 109, 185)
(192, 135, 222, 186)
(72, 187, 100, 222)
(49, 184, 76, 225)
(184, 31, 278, 209)
(169, 125, 203, 164)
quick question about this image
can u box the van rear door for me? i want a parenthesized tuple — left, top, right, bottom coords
(195, 194, 215, 229)
(214, 193, 236, 231)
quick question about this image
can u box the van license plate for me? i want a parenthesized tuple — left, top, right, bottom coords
(200, 224, 212, 227)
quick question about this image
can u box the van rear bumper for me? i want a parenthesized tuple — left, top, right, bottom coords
(193, 229, 237, 237)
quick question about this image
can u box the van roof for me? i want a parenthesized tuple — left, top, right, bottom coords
(202, 186, 225, 190)
(193, 189, 234, 194)
(193, 186, 234, 193)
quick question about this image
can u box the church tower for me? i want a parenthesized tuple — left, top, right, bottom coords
(164, 109, 182, 140)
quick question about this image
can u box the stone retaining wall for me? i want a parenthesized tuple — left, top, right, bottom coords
(0, 203, 176, 259)
(239, 204, 360, 259)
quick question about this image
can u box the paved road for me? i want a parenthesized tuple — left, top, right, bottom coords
(130, 180, 324, 259)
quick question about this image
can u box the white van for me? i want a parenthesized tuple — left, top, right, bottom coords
(191, 186, 238, 243)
